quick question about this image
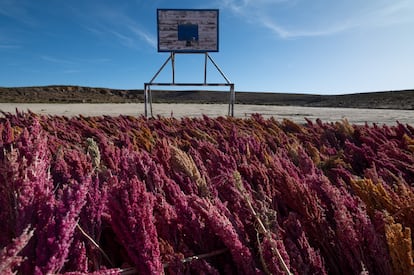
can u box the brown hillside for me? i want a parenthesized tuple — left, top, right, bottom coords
(1, 86, 414, 110)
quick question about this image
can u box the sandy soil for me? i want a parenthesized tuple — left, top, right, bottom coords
(1, 103, 413, 125)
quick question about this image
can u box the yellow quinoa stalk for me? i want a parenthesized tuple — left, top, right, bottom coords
(304, 142, 321, 166)
(402, 133, 414, 153)
(170, 146, 209, 197)
(384, 214, 414, 275)
(350, 178, 395, 216)
(86, 138, 101, 171)
(335, 119, 354, 136)
(351, 177, 414, 230)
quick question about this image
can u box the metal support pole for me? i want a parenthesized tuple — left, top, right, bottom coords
(144, 83, 148, 117)
(144, 84, 154, 117)
(149, 86, 153, 117)
(171, 52, 175, 84)
(149, 54, 172, 84)
(207, 53, 231, 84)
(228, 84, 235, 117)
(204, 53, 208, 84)
(144, 52, 235, 117)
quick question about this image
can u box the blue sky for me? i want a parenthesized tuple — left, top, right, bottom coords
(1, 0, 414, 94)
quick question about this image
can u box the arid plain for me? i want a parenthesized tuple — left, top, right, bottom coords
(1, 86, 414, 125)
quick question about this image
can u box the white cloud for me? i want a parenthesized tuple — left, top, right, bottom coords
(0, 0, 37, 26)
(41, 55, 111, 66)
(72, 4, 156, 50)
(80, 58, 111, 64)
(220, 0, 291, 12)
(107, 10, 157, 49)
(127, 24, 157, 49)
(62, 69, 82, 74)
(362, 0, 414, 27)
(219, 0, 414, 39)
(41, 55, 76, 65)
(0, 33, 20, 49)
(0, 44, 22, 49)
(260, 15, 354, 38)
(109, 30, 136, 48)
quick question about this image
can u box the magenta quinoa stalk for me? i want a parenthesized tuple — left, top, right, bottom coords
(0, 112, 413, 274)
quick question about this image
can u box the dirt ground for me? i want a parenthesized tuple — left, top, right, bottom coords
(1, 103, 413, 125)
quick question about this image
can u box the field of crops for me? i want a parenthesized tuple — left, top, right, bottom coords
(0, 111, 413, 274)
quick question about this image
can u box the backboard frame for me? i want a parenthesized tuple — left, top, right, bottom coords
(157, 9, 219, 53)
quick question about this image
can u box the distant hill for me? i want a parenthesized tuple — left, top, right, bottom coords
(1, 85, 414, 110)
